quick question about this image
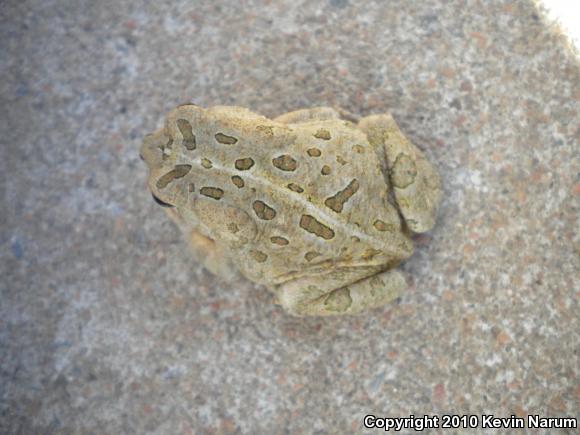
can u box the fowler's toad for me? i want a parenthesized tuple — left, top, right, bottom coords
(140, 105, 441, 316)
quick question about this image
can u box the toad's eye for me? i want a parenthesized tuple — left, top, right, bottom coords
(151, 193, 174, 208)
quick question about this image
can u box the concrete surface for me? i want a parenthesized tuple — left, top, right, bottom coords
(1, 0, 578, 433)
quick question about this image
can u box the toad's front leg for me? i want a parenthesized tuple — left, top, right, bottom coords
(276, 268, 406, 316)
(163, 207, 239, 282)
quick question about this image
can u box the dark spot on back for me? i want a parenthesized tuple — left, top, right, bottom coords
(235, 157, 255, 170)
(304, 251, 321, 262)
(231, 176, 245, 188)
(272, 154, 298, 171)
(314, 128, 331, 140)
(253, 200, 276, 220)
(215, 133, 238, 144)
(156, 164, 192, 189)
(324, 179, 360, 213)
(287, 183, 304, 193)
(299, 215, 335, 240)
(200, 186, 224, 200)
(176, 119, 196, 150)
(270, 236, 289, 246)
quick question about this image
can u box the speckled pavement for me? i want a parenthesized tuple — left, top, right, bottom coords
(1, 0, 578, 433)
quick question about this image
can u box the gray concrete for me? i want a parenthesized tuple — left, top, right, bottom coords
(1, 0, 578, 433)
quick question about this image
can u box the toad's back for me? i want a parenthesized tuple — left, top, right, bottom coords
(142, 105, 413, 285)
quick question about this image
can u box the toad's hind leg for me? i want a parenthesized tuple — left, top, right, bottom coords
(359, 114, 442, 233)
(276, 269, 406, 316)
